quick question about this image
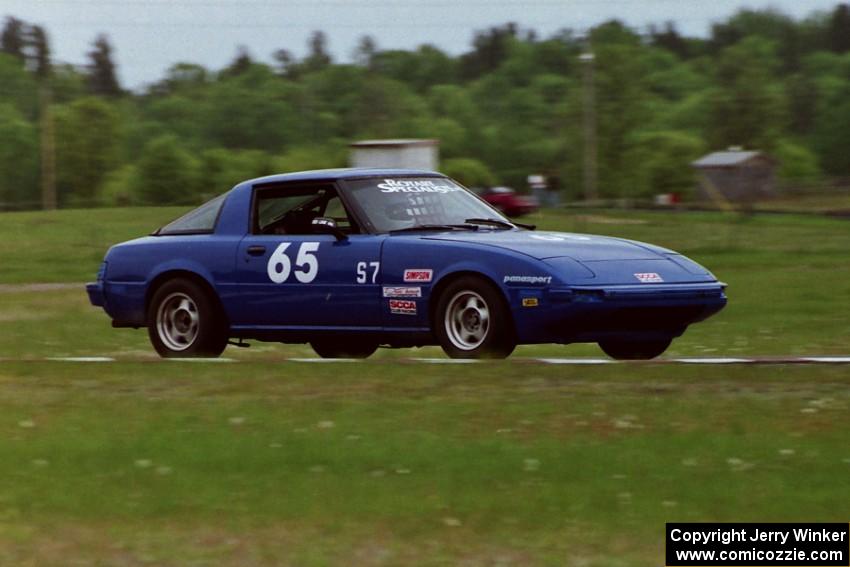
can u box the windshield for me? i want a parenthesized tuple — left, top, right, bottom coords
(344, 177, 510, 233)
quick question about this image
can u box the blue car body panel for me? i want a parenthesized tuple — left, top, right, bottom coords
(88, 168, 727, 346)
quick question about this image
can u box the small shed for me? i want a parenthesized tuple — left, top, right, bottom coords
(349, 139, 439, 171)
(691, 148, 777, 203)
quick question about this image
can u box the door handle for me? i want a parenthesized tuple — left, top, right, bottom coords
(246, 245, 266, 256)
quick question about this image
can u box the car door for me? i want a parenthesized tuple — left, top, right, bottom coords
(233, 182, 384, 328)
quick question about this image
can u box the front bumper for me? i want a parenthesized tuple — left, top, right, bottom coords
(514, 282, 727, 344)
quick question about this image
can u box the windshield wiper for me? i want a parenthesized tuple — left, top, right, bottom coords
(466, 217, 537, 230)
(464, 218, 516, 229)
(389, 223, 479, 234)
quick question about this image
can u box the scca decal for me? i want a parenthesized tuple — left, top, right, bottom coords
(634, 272, 664, 283)
(403, 269, 433, 283)
(388, 299, 417, 315)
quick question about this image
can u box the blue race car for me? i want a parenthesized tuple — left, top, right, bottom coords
(87, 169, 726, 360)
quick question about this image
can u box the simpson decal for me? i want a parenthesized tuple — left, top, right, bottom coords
(503, 275, 553, 285)
(383, 286, 422, 298)
(522, 297, 539, 307)
(634, 272, 664, 283)
(404, 269, 433, 283)
(388, 299, 417, 315)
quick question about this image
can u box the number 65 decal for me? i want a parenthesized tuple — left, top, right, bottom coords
(267, 242, 320, 283)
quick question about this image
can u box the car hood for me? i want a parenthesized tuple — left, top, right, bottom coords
(422, 230, 670, 261)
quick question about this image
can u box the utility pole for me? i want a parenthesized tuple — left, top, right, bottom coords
(579, 49, 598, 202)
(39, 85, 57, 210)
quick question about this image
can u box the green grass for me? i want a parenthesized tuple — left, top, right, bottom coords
(0, 206, 184, 284)
(0, 362, 848, 565)
(1, 206, 849, 565)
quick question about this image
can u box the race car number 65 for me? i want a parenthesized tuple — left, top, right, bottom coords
(267, 242, 319, 284)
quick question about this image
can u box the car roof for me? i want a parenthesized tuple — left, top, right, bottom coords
(242, 168, 443, 186)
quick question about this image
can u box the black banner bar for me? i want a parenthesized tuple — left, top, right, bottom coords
(666, 523, 849, 566)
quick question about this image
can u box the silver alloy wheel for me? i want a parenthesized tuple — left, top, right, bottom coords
(156, 292, 200, 352)
(444, 290, 490, 351)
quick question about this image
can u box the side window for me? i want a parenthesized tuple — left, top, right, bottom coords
(323, 195, 356, 233)
(253, 185, 359, 235)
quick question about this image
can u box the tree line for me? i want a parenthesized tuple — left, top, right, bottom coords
(1, 6, 850, 209)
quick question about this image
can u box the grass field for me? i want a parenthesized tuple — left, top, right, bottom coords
(0, 206, 849, 565)
(1, 362, 849, 565)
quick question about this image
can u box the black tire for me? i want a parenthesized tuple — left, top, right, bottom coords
(598, 338, 672, 360)
(147, 278, 228, 358)
(434, 276, 516, 359)
(310, 339, 378, 359)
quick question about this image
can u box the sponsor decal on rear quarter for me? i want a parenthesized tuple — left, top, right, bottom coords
(634, 272, 664, 283)
(383, 286, 422, 298)
(403, 269, 433, 283)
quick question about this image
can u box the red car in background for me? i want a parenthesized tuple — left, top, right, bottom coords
(480, 186, 539, 217)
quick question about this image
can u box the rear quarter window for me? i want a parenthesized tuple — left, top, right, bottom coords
(157, 194, 227, 235)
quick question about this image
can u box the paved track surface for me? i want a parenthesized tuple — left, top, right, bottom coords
(0, 282, 85, 293)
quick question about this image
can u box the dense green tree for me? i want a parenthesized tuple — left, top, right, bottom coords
(373, 45, 457, 91)
(198, 148, 275, 195)
(54, 97, 122, 205)
(222, 45, 253, 78)
(0, 16, 25, 63)
(87, 34, 121, 96)
(204, 65, 299, 150)
(774, 139, 821, 182)
(135, 135, 198, 204)
(590, 21, 653, 197)
(2, 7, 850, 209)
(274, 145, 347, 173)
(27, 24, 50, 78)
(0, 53, 38, 117)
(353, 35, 377, 69)
(708, 37, 787, 150)
(441, 157, 496, 187)
(650, 22, 690, 58)
(150, 63, 209, 96)
(461, 23, 518, 80)
(0, 103, 38, 208)
(812, 81, 850, 174)
(626, 131, 705, 198)
(828, 4, 850, 53)
(303, 31, 332, 73)
(272, 48, 297, 78)
(711, 9, 802, 71)
(49, 63, 87, 104)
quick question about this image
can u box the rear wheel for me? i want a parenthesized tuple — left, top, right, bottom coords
(598, 338, 671, 360)
(310, 339, 378, 359)
(147, 278, 228, 358)
(435, 276, 516, 359)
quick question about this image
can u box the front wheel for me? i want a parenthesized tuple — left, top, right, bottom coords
(310, 339, 378, 359)
(435, 276, 516, 359)
(598, 338, 672, 360)
(147, 278, 228, 358)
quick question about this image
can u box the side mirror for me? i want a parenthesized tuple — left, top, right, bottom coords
(311, 217, 347, 241)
